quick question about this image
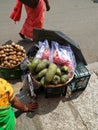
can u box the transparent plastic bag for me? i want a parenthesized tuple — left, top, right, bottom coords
(35, 39, 50, 60)
(49, 41, 61, 65)
(65, 45, 77, 69)
(51, 41, 71, 66)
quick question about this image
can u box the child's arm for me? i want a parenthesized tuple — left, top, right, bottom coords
(10, 96, 38, 112)
(44, 0, 50, 11)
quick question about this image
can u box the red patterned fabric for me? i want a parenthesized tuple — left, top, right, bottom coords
(20, 0, 45, 38)
(10, 0, 22, 22)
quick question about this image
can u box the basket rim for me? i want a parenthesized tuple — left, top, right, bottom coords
(0, 64, 20, 69)
(0, 56, 26, 69)
(32, 74, 74, 88)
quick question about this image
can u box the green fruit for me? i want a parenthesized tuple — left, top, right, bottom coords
(52, 75, 60, 84)
(56, 68, 62, 76)
(61, 65, 69, 73)
(36, 59, 49, 73)
(27, 64, 33, 73)
(40, 77, 45, 86)
(61, 74, 68, 83)
(35, 68, 48, 79)
(28, 57, 33, 63)
(31, 58, 41, 71)
(45, 63, 57, 83)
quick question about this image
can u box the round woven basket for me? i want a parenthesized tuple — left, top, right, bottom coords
(0, 63, 20, 69)
(32, 74, 74, 88)
(0, 56, 26, 69)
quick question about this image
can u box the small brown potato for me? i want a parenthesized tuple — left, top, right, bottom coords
(4, 57, 9, 60)
(0, 46, 3, 50)
(17, 52, 22, 56)
(5, 48, 10, 52)
(0, 50, 4, 54)
(9, 60, 13, 64)
(16, 58, 19, 62)
(0, 63, 4, 67)
(9, 49, 14, 52)
(11, 42, 16, 46)
(12, 60, 17, 65)
(10, 64, 14, 68)
(1, 54, 6, 57)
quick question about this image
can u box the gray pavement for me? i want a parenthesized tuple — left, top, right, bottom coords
(0, 0, 98, 130)
(0, 0, 98, 63)
(11, 62, 98, 130)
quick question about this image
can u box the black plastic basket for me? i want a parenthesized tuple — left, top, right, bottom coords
(44, 86, 67, 98)
(70, 62, 91, 92)
(0, 65, 22, 80)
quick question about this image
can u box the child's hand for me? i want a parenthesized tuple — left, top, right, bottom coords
(25, 102, 38, 112)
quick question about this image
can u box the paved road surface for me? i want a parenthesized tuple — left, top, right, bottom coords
(0, 0, 98, 63)
(1, 1, 98, 130)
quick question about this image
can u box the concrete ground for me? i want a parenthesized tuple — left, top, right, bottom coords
(0, 0, 98, 63)
(10, 62, 98, 130)
(0, 0, 98, 130)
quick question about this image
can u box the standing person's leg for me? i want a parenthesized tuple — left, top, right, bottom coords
(19, 0, 45, 40)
